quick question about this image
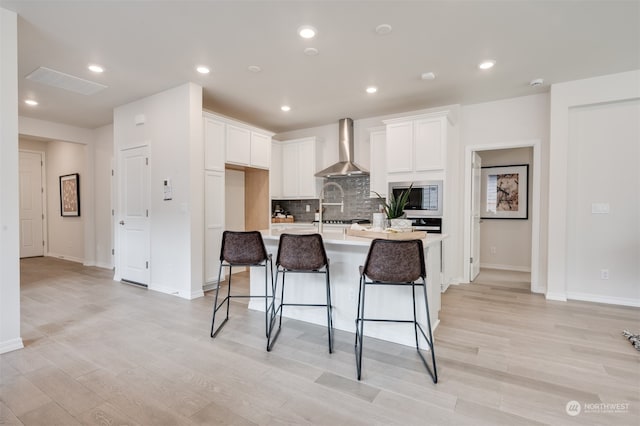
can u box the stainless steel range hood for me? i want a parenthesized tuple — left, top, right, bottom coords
(315, 118, 369, 177)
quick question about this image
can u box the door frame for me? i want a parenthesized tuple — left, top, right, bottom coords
(462, 139, 542, 293)
(19, 149, 48, 257)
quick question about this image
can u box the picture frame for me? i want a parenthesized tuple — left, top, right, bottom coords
(481, 164, 528, 220)
(60, 173, 80, 217)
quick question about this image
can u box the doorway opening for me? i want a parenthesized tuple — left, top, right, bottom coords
(463, 140, 542, 294)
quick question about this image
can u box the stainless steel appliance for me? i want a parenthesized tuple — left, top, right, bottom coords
(315, 118, 369, 177)
(389, 180, 443, 233)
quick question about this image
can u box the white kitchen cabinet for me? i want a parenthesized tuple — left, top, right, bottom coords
(204, 170, 225, 285)
(368, 128, 387, 197)
(204, 116, 225, 171)
(384, 111, 449, 175)
(225, 124, 251, 166)
(279, 137, 321, 198)
(250, 131, 271, 169)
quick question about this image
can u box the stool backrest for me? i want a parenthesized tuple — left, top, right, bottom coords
(276, 233, 328, 271)
(220, 231, 269, 265)
(362, 239, 426, 283)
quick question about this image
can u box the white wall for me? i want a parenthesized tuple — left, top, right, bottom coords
(0, 7, 23, 354)
(565, 99, 639, 305)
(93, 125, 114, 268)
(548, 70, 640, 304)
(45, 141, 86, 262)
(114, 82, 204, 299)
(461, 93, 549, 291)
(478, 147, 533, 271)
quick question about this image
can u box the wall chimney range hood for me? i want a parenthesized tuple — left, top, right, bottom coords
(315, 118, 369, 177)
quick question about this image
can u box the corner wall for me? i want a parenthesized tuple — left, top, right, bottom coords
(114, 83, 203, 299)
(0, 7, 23, 354)
(548, 70, 640, 305)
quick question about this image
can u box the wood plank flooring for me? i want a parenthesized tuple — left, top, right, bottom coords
(1, 257, 638, 425)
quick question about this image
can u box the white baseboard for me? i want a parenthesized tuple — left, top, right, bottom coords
(0, 338, 24, 354)
(566, 291, 640, 308)
(47, 253, 84, 264)
(545, 292, 568, 302)
(202, 282, 219, 292)
(94, 262, 114, 270)
(188, 290, 204, 300)
(480, 263, 531, 273)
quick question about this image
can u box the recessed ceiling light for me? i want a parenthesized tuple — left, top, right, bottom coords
(25, 99, 38, 106)
(366, 86, 378, 94)
(421, 72, 436, 80)
(247, 65, 262, 73)
(281, 105, 291, 112)
(196, 66, 210, 74)
(88, 64, 104, 73)
(478, 60, 495, 70)
(303, 47, 319, 56)
(375, 24, 393, 35)
(298, 25, 317, 39)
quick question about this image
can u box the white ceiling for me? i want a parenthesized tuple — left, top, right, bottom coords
(2, 0, 639, 134)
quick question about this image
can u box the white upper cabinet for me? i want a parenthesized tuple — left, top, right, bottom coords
(204, 112, 273, 170)
(384, 111, 449, 175)
(278, 137, 321, 198)
(369, 128, 387, 197)
(250, 131, 271, 169)
(385, 121, 414, 173)
(225, 124, 251, 166)
(204, 116, 225, 171)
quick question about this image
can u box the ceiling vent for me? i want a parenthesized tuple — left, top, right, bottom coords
(26, 66, 107, 95)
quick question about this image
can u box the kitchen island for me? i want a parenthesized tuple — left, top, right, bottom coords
(249, 227, 446, 348)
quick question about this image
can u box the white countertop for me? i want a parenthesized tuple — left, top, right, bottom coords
(261, 227, 447, 247)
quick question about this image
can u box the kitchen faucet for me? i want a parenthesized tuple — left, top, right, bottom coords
(318, 181, 344, 233)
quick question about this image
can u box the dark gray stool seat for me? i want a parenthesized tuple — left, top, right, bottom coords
(267, 233, 334, 353)
(210, 231, 273, 338)
(354, 238, 437, 383)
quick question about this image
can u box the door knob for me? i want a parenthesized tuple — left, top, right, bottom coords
(119, 220, 125, 225)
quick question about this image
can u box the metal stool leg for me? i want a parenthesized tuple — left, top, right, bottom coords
(355, 276, 366, 380)
(211, 263, 230, 338)
(421, 281, 438, 383)
(325, 266, 334, 353)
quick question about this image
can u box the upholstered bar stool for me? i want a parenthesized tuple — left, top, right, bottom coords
(210, 230, 273, 338)
(354, 238, 437, 383)
(267, 233, 334, 353)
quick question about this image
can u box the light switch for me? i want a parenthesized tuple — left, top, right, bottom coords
(591, 203, 610, 214)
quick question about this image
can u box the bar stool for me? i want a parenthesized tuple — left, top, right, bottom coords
(267, 233, 333, 353)
(210, 230, 273, 338)
(354, 238, 437, 383)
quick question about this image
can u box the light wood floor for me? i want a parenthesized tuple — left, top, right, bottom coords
(1, 257, 638, 425)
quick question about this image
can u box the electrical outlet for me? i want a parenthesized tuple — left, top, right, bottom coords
(305, 204, 310, 212)
(600, 269, 609, 280)
(490, 246, 497, 255)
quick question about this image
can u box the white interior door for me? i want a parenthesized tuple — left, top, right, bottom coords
(470, 152, 482, 281)
(118, 146, 150, 285)
(19, 151, 45, 258)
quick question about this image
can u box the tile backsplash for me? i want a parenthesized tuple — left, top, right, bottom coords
(272, 176, 383, 223)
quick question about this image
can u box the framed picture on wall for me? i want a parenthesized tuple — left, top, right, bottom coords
(481, 164, 528, 219)
(60, 173, 80, 217)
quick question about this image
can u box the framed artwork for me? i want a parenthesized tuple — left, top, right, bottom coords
(60, 173, 80, 217)
(481, 164, 528, 219)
